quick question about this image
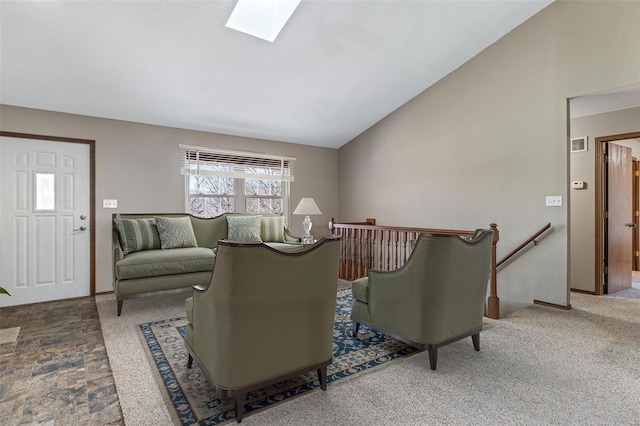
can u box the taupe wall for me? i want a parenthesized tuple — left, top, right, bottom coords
(0, 105, 339, 293)
(569, 107, 640, 292)
(338, 1, 640, 316)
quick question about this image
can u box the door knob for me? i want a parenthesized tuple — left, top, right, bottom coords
(73, 226, 87, 232)
(625, 223, 637, 228)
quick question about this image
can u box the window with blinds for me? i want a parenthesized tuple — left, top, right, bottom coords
(179, 144, 295, 181)
(179, 145, 295, 218)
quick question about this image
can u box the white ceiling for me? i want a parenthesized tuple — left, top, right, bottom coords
(0, 0, 553, 149)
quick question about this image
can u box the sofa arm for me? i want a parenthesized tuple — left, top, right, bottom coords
(284, 229, 301, 243)
(112, 229, 124, 290)
(112, 229, 124, 261)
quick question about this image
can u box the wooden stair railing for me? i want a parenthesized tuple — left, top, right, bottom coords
(497, 223, 551, 269)
(330, 219, 501, 319)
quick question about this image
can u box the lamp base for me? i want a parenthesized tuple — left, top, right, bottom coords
(302, 235, 314, 245)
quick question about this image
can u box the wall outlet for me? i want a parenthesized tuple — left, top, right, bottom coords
(103, 199, 118, 208)
(545, 196, 562, 207)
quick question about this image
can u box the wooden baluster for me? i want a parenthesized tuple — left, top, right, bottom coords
(352, 228, 358, 280)
(378, 229, 383, 272)
(342, 228, 348, 280)
(394, 231, 399, 270)
(487, 223, 500, 319)
(371, 229, 377, 272)
(386, 230, 391, 271)
(356, 229, 362, 279)
(364, 229, 370, 276)
(402, 232, 408, 265)
(349, 229, 355, 281)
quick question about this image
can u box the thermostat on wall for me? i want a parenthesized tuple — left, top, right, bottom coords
(571, 181, 585, 189)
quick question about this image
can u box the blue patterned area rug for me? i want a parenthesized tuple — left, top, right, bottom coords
(139, 289, 418, 425)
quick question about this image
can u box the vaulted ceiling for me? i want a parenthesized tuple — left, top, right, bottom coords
(1, 1, 554, 148)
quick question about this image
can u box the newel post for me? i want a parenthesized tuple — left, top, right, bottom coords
(487, 223, 500, 319)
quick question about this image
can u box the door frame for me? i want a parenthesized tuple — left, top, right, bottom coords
(594, 131, 640, 295)
(633, 157, 639, 271)
(0, 131, 96, 297)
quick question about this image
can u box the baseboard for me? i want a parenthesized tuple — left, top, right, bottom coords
(570, 288, 596, 295)
(533, 299, 572, 310)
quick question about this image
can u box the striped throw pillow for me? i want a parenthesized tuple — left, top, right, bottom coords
(115, 218, 162, 255)
(261, 216, 285, 242)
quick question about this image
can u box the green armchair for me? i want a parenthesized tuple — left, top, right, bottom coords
(184, 236, 340, 423)
(351, 230, 493, 370)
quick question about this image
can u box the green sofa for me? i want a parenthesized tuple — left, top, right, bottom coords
(184, 236, 341, 423)
(112, 213, 301, 316)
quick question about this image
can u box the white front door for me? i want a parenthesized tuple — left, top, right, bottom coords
(0, 136, 90, 307)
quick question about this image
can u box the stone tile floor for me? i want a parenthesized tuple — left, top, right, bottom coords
(0, 297, 123, 425)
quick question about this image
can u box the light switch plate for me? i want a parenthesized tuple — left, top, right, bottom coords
(103, 199, 118, 208)
(545, 196, 562, 207)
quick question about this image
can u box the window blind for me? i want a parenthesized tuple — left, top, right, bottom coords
(179, 144, 295, 182)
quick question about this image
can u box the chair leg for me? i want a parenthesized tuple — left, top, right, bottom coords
(234, 393, 246, 423)
(317, 366, 327, 391)
(428, 348, 437, 370)
(352, 320, 360, 337)
(117, 300, 123, 316)
(472, 333, 480, 351)
(187, 354, 193, 369)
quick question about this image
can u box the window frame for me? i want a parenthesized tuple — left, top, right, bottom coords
(185, 174, 290, 218)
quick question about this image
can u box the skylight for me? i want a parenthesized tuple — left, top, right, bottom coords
(225, 0, 301, 42)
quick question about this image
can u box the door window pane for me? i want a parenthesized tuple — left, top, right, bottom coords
(34, 172, 55, 211)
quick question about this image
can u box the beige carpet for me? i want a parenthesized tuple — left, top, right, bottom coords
(97, 291, 189, 426)
(98, 290, 640, 425)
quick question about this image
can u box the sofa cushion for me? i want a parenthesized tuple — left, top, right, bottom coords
(227, 215, 262, 241)
(115, 247, 214, 279)
(115, 218, 161, 255)
(155, 216, 198, 249)
(351, 277, 369, 303)
(261, 216, 285, 242)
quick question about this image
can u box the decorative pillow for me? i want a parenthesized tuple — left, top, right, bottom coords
(261, 216, 285, 243)
(115, 218, 161, 255)
(227, 216, 263, 242)
(154, 216, 198, 249)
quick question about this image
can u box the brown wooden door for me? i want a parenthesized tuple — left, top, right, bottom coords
(607, 143, 633, 294)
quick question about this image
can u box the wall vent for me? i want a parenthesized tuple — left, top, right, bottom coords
(571, 137, 588, 152)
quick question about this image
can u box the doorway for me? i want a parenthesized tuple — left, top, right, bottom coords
(0, 132, 95, 307)
(595, 132, 640, 295)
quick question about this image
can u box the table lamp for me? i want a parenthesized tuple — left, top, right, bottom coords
(293, 197, 322, 244)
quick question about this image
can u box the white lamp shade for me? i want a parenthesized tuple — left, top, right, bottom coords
(293, 197, 322, 215)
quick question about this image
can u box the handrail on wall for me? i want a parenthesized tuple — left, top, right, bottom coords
(496, 223, 551, 269)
